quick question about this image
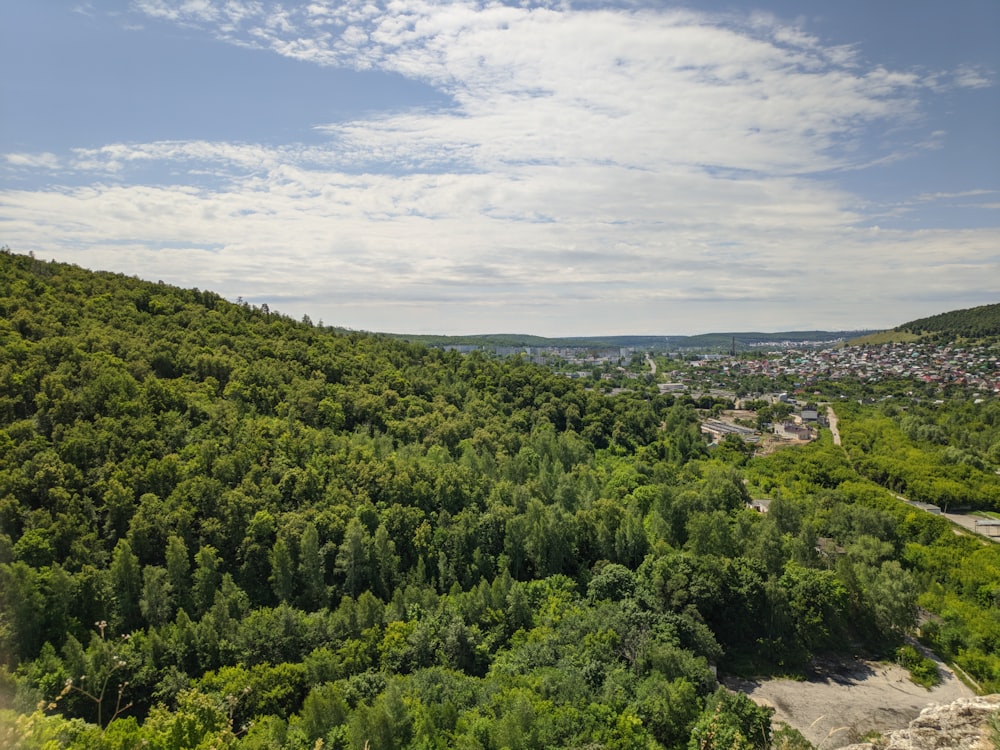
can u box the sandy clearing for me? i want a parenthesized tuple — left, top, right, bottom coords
(724, 652, 975, 749)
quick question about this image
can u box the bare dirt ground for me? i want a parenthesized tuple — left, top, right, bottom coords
(827, 406, 841, 446)
(724, 652, 975, 749)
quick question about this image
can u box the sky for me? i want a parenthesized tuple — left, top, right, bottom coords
(2, 0, 998, 336)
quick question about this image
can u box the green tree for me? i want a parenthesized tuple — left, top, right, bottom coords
(634, 673, 700, 748)
(689, 687, 773, 750)
(110, 539, 142, 631)
(780, 563, 848, 655)
(165, 535, 192, 614)
(346, 682, 411, 750)
(298, 522, 327, 610)
(239, 510, 277, 606)
(371, 523, 400, 601)
(269, 538, 295, 604)
(0, 561, 45, 664)
(140, 565, 175, 627)
(192, 545, 222, 618)
(140, 687, 235, 747)
(868, 560, 918, 636)
(299, 681, 349, 743)
(587, 563, 636, 602)
(336, 517, 371, 598)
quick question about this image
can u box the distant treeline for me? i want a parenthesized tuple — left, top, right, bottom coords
(390, 331, 866, 352)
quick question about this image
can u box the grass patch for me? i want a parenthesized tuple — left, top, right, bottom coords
(847, 330, 921, 346)
(859, 729, 887, 748)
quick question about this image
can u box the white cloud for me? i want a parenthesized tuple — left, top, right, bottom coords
(916, 189, 996, 202)
(4, 1, 996, 334)
(953, 64, 992, 89)
(5, 151, 996, 333)
(5, 153, 61, 170)
(126, 1, 931, 176)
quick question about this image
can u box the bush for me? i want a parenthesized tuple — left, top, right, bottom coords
(895, 645, 940, 688)
(771, 723, 814, 749)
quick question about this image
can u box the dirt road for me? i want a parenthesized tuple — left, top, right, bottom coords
(726, 653, 975, 749)
(827, 406, 841, 446)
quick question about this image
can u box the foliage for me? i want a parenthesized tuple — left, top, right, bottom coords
(837, 401, 1000, 512)
(988, 708, 1000, 749)
(895, 301, 1000, 343)
(688, 688, 772, 750)
(770, 723, 814, 750)
(894, 645, 939, 689)
(2, 249, 999, 748)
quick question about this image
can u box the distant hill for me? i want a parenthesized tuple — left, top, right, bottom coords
(391, 330, 867, 351)
(668, 330, 867, 351)
(896, 302, 1000, 341)
(850, 302, 1000, 346)
(388, 333, 677, 349)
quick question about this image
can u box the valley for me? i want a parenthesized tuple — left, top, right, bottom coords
(0, 250, 998, 749)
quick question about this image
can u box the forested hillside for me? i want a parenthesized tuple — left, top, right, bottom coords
(1, 249, 998, 749)
(895, 302, 1000, 342)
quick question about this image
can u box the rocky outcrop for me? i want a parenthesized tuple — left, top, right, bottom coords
(839, 695, 1000, 750)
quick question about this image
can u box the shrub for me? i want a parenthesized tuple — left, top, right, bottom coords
(894, 645, 940, 688)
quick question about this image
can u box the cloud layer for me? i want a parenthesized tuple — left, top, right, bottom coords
(2, 0, 997, 334)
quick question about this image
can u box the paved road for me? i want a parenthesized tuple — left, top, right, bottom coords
(941, 513, 1000, 542)
(646, 353, 656, 376)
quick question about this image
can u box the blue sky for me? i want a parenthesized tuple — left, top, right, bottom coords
(2, 1, 998, 336)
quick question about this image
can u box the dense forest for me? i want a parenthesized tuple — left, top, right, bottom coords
(895, 302, 1000, 342)
(1, 249, 998, 749)
(838, 400, 1000, 511)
